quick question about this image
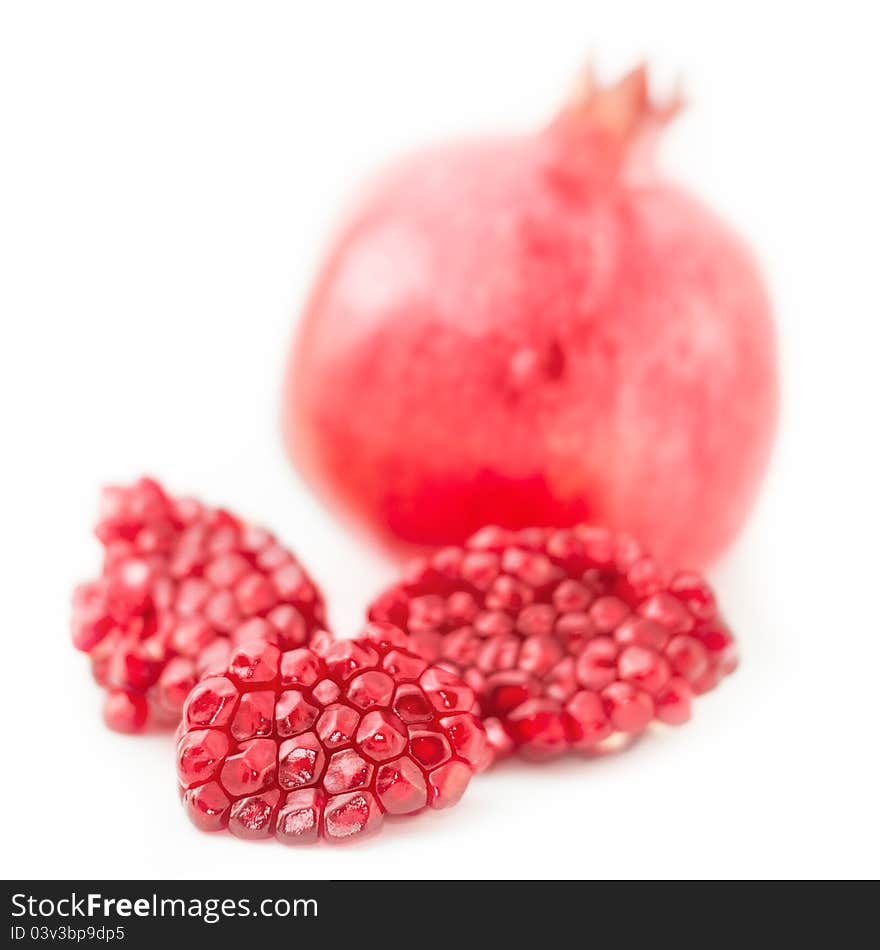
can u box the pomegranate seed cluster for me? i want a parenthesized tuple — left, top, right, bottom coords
(71, 478, 326, 733)
(176, 623, 491, 844)
(70, 480, 741, 846)
(369, 524, 737, 761)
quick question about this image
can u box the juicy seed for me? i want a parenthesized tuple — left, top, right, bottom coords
(72, 477, 327, 732)
(369, 524, 737, 761)
(176, 625, 490, 845)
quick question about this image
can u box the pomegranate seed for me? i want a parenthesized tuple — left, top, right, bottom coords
(228, 790, 280, 840)
(575, 637, 619, 691)
(601, 682, 655, 733)
(505, 699, 568, 760)
(409, 731, 452, 769)
(428, 761, 472, 808)
(103, 689, 148, 734)
(275, 789, 324, 844)
(375, 757, 428, 814)
(666, 635, 710, 683)
(616, 645, 671, 695)
(482, 717, 515, 761)
(655, 677, 693, 725)
(563, 690, 612, 749)
(183, 781, 230, 832)
(323, 792, 383, 841)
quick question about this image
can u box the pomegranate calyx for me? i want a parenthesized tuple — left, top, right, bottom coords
(550, 64, 682, 173)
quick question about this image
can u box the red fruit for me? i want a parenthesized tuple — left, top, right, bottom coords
(285, 65, 777, 567)
(72, 478, 326, 733)
(368, 524, 736, 761)
(176, 624, 490, 844)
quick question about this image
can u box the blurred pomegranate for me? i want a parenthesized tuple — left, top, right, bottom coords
(284, 66, 778, 566)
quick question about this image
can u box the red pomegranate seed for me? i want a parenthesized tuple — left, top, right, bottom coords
(616, 645, 671, 695)
(601, 682, 655, 733)
(505, 699, 568, 760)
(563, 690, 612, 750)
(654, 677, 694, 726)
(103, 689, 149, 734)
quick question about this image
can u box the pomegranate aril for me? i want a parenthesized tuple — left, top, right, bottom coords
(276, 789, 324, 844)
(233, 618, 276, 648)
(220, 738, 277, 797)
(692, 666, 723, 695)
(575, 637, 619, 692)
(275, 690, 319, 737)
(614, 616, 669, 651)
(183, 676, 238, 730)
(564, 691, 612, 750)
(280, 648, 322, 688)
(505, 699, 567, 760)
(670, 572, 718, 620)
(617, 645, 671, 695)
(393, 684, 434, 723)
(231, 690, 275, 740)
(420, 667, 475, 713)
(347, 670, 395, 709)
(428, 761, 472, 808)
(545, 656, 578, 703)
(483, 670, 539, 717)
(639, 592, 694, 634)
(516, 605, 557, 638)
(502, 548, 561, 588)
(312, 678, 341, 704)
(461, 552, 501, 590)
(410, 730, 452, 769)
(483, 717, 515, 761)
(602, 682, 655, 733)
(103, 690, 148, 734)
(228, 790, 280, 840)
(155, 658, 198, 717)
(486, 575, 533, 612)
(590, 596, 631, 633)
(447, 590, 479, 623)
(323, 791, 383, 842)
(183, 781, 231, 832)
(552, 579, 595, 612)
(316, 703, 360, 750)
(321, 641, 378, 682)
(177, 729, 230, 788)
(655, 677, 693, 725)
(474, 610, 515, 638)
(382, 649, 428, 680)
(323, 749, 373, 794)
(278, 733, 324, 790)
(170, 617, 215, 657)
(375, 757, 428, 814)
(355, 710, 408, 761)
(666, 635, 710, 682)
(439, 714, 492, 772)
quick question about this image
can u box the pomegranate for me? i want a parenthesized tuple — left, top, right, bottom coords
(284, 65, 778, 566)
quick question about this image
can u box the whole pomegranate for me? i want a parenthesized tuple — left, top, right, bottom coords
(285, 66, 778, 566)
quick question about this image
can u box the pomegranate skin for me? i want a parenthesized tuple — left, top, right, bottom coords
(285, 69, 778, 567)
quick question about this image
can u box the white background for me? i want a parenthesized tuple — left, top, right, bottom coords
(1, 1, 878, 880)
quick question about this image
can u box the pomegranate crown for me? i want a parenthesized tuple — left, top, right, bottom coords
(550, 64, 682, 174)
